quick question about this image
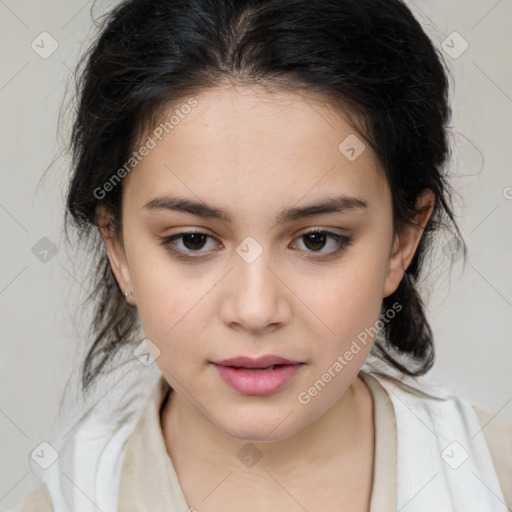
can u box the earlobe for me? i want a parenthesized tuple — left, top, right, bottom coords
(382, 189, 435, 298)
(382, 233, 405, 298)
(382, 227, 417, 298)
(96, 206, 134, 303)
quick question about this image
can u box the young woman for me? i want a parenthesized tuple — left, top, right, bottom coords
(12, 0, 511, 511)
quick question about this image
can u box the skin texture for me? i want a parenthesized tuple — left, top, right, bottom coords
(98, 84, 434, 510)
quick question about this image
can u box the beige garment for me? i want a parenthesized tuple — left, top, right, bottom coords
(10, 373, 512, 511)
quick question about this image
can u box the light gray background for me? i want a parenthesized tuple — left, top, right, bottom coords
(1, 0, 511, 509)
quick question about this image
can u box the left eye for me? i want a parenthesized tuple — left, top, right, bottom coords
(159, 229, 353, 259)
(291, 229, 352, 255)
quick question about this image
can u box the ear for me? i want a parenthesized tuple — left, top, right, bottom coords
(96, 205, 135, 306)
(382, 189, 435, 298)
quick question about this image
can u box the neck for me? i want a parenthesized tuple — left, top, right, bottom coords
(160, 374, 374, 476)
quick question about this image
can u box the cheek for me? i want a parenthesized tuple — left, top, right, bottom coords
(136, 283, 209, 358)
(127, 253, 211, 360)
(298, 255, 386, 349)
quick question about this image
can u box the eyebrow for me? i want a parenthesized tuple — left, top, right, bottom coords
(143, 194, 368, 223)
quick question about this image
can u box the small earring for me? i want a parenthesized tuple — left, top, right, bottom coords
(124, 291, 134, 297)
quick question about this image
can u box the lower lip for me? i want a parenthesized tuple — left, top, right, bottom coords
(212, 363, 303, 396)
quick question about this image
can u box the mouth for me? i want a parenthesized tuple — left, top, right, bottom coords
(224, 364, 290, 371)
(211, 355, 304, 395)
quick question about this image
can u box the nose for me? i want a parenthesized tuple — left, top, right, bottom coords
(219, 250, 292, 335)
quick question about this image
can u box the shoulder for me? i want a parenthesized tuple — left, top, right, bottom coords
(363, 369, 512, 508)
(473, 405, 512, 509)
(9, 483, 53, 512)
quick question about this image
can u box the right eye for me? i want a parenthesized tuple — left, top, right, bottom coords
(159, 231, 221, 260)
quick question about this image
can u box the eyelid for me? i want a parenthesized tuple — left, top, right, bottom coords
(295, 226, 349, 237)
(160, 228, 220, 244)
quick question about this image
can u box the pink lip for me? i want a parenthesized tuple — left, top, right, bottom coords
(211, 355, 304, 395)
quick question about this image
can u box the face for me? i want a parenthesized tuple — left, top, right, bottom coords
(100, 84, 433, 442)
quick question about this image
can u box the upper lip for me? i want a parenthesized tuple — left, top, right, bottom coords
(212, 355, 303, 368)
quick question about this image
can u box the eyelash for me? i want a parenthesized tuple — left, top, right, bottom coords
(159, 228, 353, 261)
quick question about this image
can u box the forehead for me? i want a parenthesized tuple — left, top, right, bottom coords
(123, 84, 389, 218)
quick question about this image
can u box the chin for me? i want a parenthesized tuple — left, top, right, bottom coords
(213, 403, 303, 443)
